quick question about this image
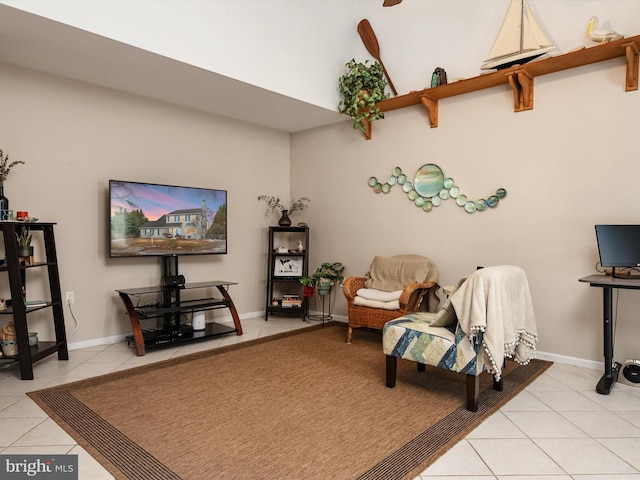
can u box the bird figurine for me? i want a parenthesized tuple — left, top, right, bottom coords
(586, 16, 624, 44)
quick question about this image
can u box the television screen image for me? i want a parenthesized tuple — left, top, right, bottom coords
(109, 180, 227, 257)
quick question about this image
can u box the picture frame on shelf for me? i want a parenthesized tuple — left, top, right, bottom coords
(274, 256, 303, 277)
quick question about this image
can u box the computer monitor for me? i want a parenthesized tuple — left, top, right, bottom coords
(595, 224, 640, 277)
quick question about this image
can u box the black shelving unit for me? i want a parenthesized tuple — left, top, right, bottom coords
(0, 222, 68, 380)
(265, 226, 309, 321)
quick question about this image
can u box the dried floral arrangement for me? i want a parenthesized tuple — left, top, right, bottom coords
(258, 195, 311, 219)
(0, 149, 25, 184)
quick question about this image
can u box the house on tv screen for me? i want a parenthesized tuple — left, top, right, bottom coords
(139, 202, 208, 240)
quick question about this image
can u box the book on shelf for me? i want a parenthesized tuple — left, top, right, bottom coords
(25, 299, 48, 307)
(281, 294, 302, 308)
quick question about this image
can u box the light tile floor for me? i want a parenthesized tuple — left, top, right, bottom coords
(1, 316, 640, 480)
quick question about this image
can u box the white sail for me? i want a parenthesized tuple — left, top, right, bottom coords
(482, 0, 555, 70)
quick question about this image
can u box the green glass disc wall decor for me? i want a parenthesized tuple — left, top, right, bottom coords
(368, 164, 507, 214)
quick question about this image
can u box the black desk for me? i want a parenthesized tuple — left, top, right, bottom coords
(579, 274, 640, 394)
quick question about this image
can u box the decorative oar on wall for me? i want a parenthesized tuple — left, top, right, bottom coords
(357, 19, 398, 96)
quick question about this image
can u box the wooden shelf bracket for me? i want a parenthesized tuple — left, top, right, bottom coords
(622, 41, 639, 91)
(507, 69, 534, 112)
(419, 94, 438, 128)
(362, 118, 372, 140)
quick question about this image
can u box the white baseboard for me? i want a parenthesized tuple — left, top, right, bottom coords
(67, 310, 258, 351)
(534, 350, 602, 371)
(68, 333, 128, 351)
(66, 313, 603, 374)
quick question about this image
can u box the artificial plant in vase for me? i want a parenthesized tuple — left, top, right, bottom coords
(0, 149, 25, 220)
(258, 195, 310, 226)
(338, 59, 389, 135)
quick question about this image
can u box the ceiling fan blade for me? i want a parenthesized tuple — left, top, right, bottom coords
(383, 0, 402, 6)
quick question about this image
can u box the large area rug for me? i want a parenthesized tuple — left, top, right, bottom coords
(29, 323, 551, 480)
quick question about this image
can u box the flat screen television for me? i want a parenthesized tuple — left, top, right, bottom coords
(109, 179, 227, 258)
(595, 224, 640, 275)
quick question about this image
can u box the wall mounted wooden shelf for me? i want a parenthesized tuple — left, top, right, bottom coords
(362, 34, 639, 139)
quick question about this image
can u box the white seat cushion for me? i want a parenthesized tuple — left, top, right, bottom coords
(353, 296, 400, 310)
(355, 288, 402, 302)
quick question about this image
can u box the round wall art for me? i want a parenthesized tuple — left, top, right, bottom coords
(368, 164, 507, 214)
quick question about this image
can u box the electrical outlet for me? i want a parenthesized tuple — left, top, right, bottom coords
(65, 291, 74, 304)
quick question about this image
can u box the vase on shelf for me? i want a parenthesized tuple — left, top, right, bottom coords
(318, 279, 331, 295)
(0, 184, 9, 221)
(17, 246, 34, 258)
(278, 209, 292, 227)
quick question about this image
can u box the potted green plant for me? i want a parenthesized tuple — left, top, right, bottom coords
(299, 276, 316, 298)
(16, 226, 33, 258)
(338, 59, 389, 134)
(312, 262, 345, 295)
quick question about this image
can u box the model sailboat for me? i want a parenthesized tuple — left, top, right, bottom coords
(481, 0, 555, 70)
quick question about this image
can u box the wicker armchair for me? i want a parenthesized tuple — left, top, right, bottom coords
(343, 277, 437, 342)
(342, 254, 440, 343)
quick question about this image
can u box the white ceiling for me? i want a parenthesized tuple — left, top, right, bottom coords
(0, 4, 344, 133)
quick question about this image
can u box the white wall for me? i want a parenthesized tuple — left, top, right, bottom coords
(4, 1, 639, 111)
(291, 58, 640, 365)
(0, 63, 290, 345)
(0, 0, 362, 111)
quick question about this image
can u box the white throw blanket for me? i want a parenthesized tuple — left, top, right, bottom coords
(450, 265, 538, 381)
(353, 288, 402, 310)
(355, 288, 403, 302)
(353, 296, 400, 310)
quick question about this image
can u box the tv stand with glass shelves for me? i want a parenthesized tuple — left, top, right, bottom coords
(116, 280, 242, 356)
